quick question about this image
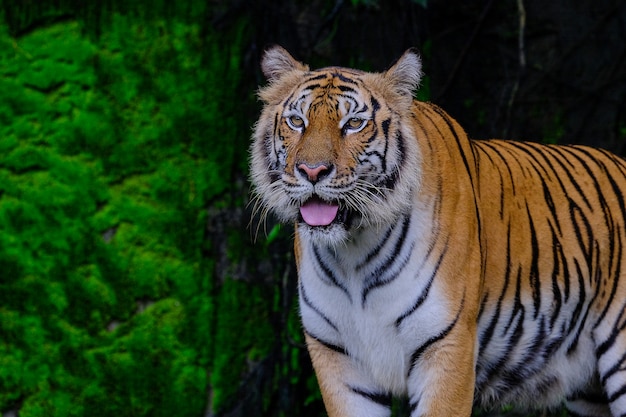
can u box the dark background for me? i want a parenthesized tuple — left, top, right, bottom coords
(244, 0, 626, 153)
(1, 1, 625, 416)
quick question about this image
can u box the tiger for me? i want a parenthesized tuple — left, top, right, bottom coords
(249, 45, 626, 417)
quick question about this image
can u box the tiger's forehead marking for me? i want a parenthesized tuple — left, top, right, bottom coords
(301, 68, 364, 91)
(286, 69, 370, 118)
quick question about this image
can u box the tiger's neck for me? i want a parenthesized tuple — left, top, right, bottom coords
(294, 205, 436, 286)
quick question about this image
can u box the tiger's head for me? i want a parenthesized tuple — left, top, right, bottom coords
(250, 46, 423, 246)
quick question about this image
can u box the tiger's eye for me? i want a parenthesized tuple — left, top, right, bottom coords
(345, 117, 366, 131)
(287, 115, 305, 129)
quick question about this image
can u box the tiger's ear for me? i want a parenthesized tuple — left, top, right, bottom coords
(384, 48, 422, 98)
(261, 45, 309, 82)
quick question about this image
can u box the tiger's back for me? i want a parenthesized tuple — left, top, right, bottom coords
(250, 46, 626, 417)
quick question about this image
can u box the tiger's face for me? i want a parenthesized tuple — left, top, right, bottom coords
(251, 46, 423, 245)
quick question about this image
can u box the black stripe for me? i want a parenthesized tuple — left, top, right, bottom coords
(333, 72, 359, 84)
(569, 199, 594, 267)
(476, 296, 525, 391)
(302, 83, 322, 91)
(349, 386, 392, 408)
(505, 141, 552, 178)
(542, 145, 595, 210)
(503, 318, 547, 384)
(429, 106, 483, 263)
(357, 102, 369, 114)
(541, 179, 563, 236)
(304, 73, 328, 82)
(379, 118, 390, 174)
(566, 317, 586, 356)
(299, 281, 339, 332)
(566, 248, 600, 356)
(601, 341, 626, 385)
(575, 146, 626, 217)
(361, 243, 413, 306)
(396, 130, 407, 171)
(594, 230, 622, 328)
(362, 150, 385, 171)
(356, 225, 394, 269)
(478, 302, 501, 360)
(370, 96, 381, 112)
(365, 126, 379, 144)
(362, 216, 413, 305)
(339, 96, 358, 116)
(476, 292, 488, 324)
(429, 105, 474, 186)
(544, 321, 567, 357)
(408, 293, 465, 377)
(562, 240, 571, 302)
(504, 266, 525, 334)
(312, 244, 352, 302)
(395, 242, 447, 328)
(596, 301, 626, 358)
(478, 222, 512, 357)
(381, 161, 402, 192)
(304, 331, 348, 356)
(548, 222, 563, 328)
(337, 85, 356, 93)
(526, 203, 542, 319)
(565, 259, 588, 354)
(474, 146, 507, 219)
(363, 215, 411, 275)
(475, 141, 518, 196)
(499, 315, 549, 388)
(608, 383, 626, 403)
(381, 118, 391, 138)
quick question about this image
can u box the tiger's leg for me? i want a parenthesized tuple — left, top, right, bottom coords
(305, 333, 392, 417)
(406, 324, 476, 417)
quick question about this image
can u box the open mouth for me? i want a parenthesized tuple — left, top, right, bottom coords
(299, 196, 350, 227)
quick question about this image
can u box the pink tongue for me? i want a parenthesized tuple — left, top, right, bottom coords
(300, 199, 339, 226)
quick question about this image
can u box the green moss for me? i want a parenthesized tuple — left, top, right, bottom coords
(0, 8, 249, 415)
(77, 299, 208, 417)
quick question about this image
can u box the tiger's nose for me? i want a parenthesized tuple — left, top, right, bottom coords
(297, 163, 332, 184)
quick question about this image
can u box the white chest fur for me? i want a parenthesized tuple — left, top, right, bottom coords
(297, 216, 450, 395)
